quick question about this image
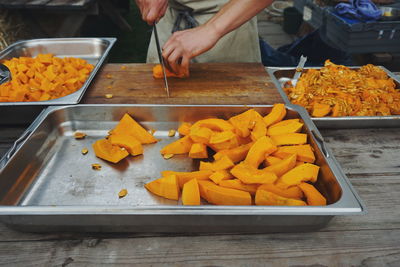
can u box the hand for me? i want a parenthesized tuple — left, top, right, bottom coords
(162, 24, 220, 77)
(135, 0, 168, 25)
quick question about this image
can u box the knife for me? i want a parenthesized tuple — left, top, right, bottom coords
(153, 24, 170, 97)
(293, 55, 307, 81)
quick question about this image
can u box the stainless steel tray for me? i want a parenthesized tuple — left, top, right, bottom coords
(267, 66, 400, 128)
(0, 38, 116, 124)
(0, 104, 365, 233)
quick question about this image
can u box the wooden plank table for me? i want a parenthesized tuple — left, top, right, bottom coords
(0, 64, 399, 266)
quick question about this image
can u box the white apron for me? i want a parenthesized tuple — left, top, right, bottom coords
(146, 0, 261, 63)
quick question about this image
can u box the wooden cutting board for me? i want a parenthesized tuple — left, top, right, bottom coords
(83, 63, 283, 105)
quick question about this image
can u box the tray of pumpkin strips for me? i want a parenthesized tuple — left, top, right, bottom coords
(0, 104, 365, 233)
(0, 38, 116, 124)
(267, 60, 400, 128)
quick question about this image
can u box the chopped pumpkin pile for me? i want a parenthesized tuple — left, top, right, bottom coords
(0, 53, 94, 102)
(145, 104, 327, 206)
(92, 113, 157, 163)
(284, 60, 400, 117)
(152, 64, 187, 79)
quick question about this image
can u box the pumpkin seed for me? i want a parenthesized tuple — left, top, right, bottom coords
(74, 132, 86, 139)
(81, 148, 88, 155)
(163, 153, 174, 159)
(105, 94, 113, 99)
(91, 163, 102, 170)
(118, 189, 128, 198)
(168, 129, 176, 137)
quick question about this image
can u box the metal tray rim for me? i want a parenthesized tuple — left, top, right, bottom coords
(0, 37, 116, 106)
(0, 104, 366, 216)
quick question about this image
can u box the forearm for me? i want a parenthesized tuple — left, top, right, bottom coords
(205, 0, 274, 39)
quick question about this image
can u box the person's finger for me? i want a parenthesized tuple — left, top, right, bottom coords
(157, 1, 168, 22)
(166, 48, 183, 74)
(162, 42, 175, 60)
(180, 56, 190, 77)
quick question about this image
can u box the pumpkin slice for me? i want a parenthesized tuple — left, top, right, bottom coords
(219, 179, 259, 195)
(199, 155, 234, 172)
(198, 180, 252, 205)
(109, 134, 143, 156)
(255, 189, 307, 206)
(278, 163, 320, 187)
(160, 135, 193, 155)
(92, 139, 129, 163)
(209, 170, 234, 184)
(264, 156, 283, 166)
(208, 131, 238, 151)
(312, 103, 331, 117)
(257, 183, 304, 199)
(244, 136, 277, 168)
(145, 174, 180, 200)
(182, 179, 200, 205)
(262, 154, 297, 177)
(273, 144, 315, 163)
(213, 142, 254, 163)
(177, 122, 192, 136)
(298, 183, 327, 206)
(270, 133, 307, 146)
(231, 162, 277, 184)
(250, 111, 267, 141)
(268, 119, 300, 129)
(189, 126, 213, 144)
(263, 103, 286, 127)
(189, 143, 208, 159)
(228, 109, 256, 137)
(192, 118, 234, 132)
(111, 113, 157, 144)
(267, 120, 303, 136)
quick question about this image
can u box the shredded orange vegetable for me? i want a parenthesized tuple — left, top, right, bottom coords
(0, 53, 94, 102)
(284, 60, 400, 117)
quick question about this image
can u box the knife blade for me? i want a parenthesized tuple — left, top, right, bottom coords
(153, 24, 170, 97)
(293, 55, 307, 81)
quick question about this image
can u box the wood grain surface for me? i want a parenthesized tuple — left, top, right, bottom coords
(83, 63, 283, 105)
(0, 68, 399, 266)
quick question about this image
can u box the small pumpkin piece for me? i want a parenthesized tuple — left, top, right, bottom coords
(265, 156, 283, 166)
(160, 135, 193, 155)
(213, 142, 254, 163)
(267, 120, 303, 136)
(208, 131, 238, 151)
(198, 180, 252, 205)
(255, 189, 307, 206)
(192, 118, 234, 132)
(161, 170, 213, 188)
(189, 127, 214, 144)
(182, 179, 200, 205)
(92, 139, 129, 163)
(244, 136, 277, 168)
(209, 170, 233, 184)
(270, 133, 307, 146)
(257, 183, 304, 199)
(177, 122, 192, 136)
(296, 161, 305, 166)
(231, 162, 278, 184)
(199, 155, 234, 172)
(250, 111, 267, 141)
(109, 134, 143, 156)
(153, 64, 186, 78)
(112, 113, 158, 144)
(312, 103, 331, 117)
(145, 174, 180, 200)
(105, 93, 113, 99)
(189, 143, 208, 159)
(91, 163, 102, 170)
(118, 189, 128, 198)
(81, 148, 89, 155)
(168, 129, 176, 137)
(228, 109, 256, 137)
(273, 144, 315, 163)
(278, 163, 320, 187)
(298, 183, 327, 206)
(219, 179, 259, 195)
(74, 131, 86, 139)
(263, 103, 287, 127)
(263, 154, 297, 177)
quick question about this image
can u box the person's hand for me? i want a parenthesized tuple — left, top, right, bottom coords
(135, 0, 168, 25)
(162, 24, 220, 77)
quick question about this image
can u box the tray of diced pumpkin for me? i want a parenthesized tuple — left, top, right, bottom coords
(0, 104, 365, 233)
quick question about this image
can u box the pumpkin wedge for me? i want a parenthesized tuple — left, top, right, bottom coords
(111, 113, 157, 144)
(161, 170, 212, 188)
(213, 142, 254, 163)
(278, 163, 320, 187)
(219, 179, 259, 195)
(263, 103, 286, 127)
(244, 136, 277, 168)
(160, 135, 193, 155)
(145, 174, 180, 200)
(298, 183, 327, 206)
(198, 180, 252, 205)
(109, 134, 143, 156)
(92, 139, 129, 163)
(182, 179, 200, 205)
(255, 189, 307, 206)
(231, 162, 278, 184)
